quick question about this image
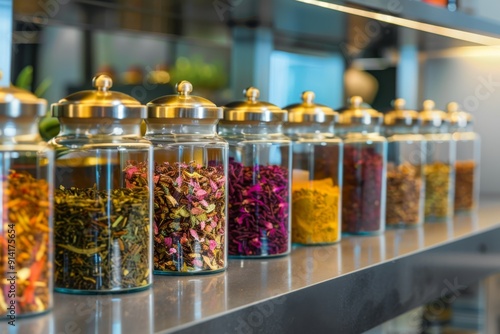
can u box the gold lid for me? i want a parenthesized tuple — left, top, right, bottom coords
(147, 80, 222, 119)
(222, 87, 287, 122)
(0, 85, 47, 117)
(418, 100, 448, 127)
(51, 74, 146, 119)
(384, 98, 419, 126)
(283, 91, 338, 123)
(338, 96, 383, 125)
(446, 102, 473, 128)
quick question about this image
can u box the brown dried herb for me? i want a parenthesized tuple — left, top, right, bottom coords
(0, 171, 51, 316)
(454, 160, 475, 211)
(424, 162, 452, 220)
(386, 162, 423, 226)
(152, 161, 226, 274)
(54, 162, 150, 292)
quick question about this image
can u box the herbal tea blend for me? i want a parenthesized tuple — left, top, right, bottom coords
(424, 162, 452, 219)
(454, 160, 475, 211)
(228, 159, 289, 256)
(1, 171, 51, 316)
(152, 161, 226, 273)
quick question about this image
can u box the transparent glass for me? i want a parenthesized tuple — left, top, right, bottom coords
(218, 121, 292, 257)
(421, 126, 456, 222)
(144, 119, 228, 275)
(50, 118, 153, 294)
(385, 126, 426, 228)
(0, 119, 54, 317)
(340, 131, 387, 235)
(452, 127, 480, 213)
(284, 123, 343, 245)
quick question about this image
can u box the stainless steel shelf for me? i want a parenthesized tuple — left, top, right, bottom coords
(4, 198, 500, 334)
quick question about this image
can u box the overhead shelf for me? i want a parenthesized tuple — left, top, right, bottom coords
(4, 198, 500, 333)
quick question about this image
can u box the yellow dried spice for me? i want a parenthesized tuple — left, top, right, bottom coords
(291, 177, 340, 245)
(424, 162, 452, 220)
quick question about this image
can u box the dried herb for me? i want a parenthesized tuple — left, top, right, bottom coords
(454, 160, 476, 211)
(424, 162, 452, 219)
(386, 162, 423, 227)
(342, 146, 384, 234)
(152, 161, 226, 274)
(228, 158, 289, 256)
(291, 176, 340, 244)
(54, 161, 150, 292)
(0, 171, 51, 316)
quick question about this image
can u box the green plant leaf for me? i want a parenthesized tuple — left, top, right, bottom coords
(15, 65, 33, 90)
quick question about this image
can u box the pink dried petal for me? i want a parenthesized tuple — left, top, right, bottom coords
(196, 189, 207, 198)
(154, 222, 159, 235)
(125, 166, 138, 179)
(175, 175, 183, 187)
(200, 221, 206, 230)
(200, 200, 209, 208)
(189, 229, 199, 241)
(210, 220, 217, 228)
(209, 179, 218, 192)
(192, 259, 203, 268)
(168, 248, 177, 254)
(209, 240, 217, 251)
(191, 207, 204, 215)
(164, 237, 172, 248)
(153, 175, 160, 184)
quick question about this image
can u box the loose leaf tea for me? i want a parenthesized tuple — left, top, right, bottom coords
(291, 175, 340, 244)
(342, 146, 384, 233)
(454, 160, 475, 211)
(54, 162, 150, 292)
(228, 159, 289, 256)
(152, 161, 226, 273)
(424, 162, 452, 219)
(386, 162, 422, 226)
(0, 171, 51, 315)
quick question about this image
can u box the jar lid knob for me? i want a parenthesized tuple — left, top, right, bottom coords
(301, 91, 315, 104)
(244, 87, 260, 102)
(393, 98, 406, 110)
(350, 95, 363, 108)
(423, 99, 435, 111)
(93, 74, 113, 92)
(176, 80, 193, 96)
(446, 102, 459, 112)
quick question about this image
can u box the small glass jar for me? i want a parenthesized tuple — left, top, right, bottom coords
(283, 91, 343, 245)
(447, 102, 480, 212)
(0, 86, 54, 317)
(384, 98, 426, 228)
(145, 80, 228, 275)
(50, 75, 153, 294)
(418, 100, 456, 222)
(218, 87, 291, 257)
(337, 96, 387, 235)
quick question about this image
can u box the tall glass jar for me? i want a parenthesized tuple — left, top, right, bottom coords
(145, 80, 228, 275)
(0, 86, 54, 317)
(50, 75, 153, 294)
(447, 102, 480, 212)
(384, 98, 426, 228)
(283, 91, 343, 245)
(337, 96, 387, 235)
(418, 100, 455, 222)
(218, 87, 291, 257)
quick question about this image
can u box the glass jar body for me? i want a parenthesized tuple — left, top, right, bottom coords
(50, 118, 153, 294)
(422, 133, 456, 222)
(452, 131, 480, 212)
(219, 122, 292, 257)
(284, 123, 343, 245)
(386, 133, 426, 228)
(145, 120, 228, 275)
(341, 133, 387, 235)
(0, 140, 54, 317)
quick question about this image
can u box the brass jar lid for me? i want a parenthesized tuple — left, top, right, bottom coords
(418, 100, 448, 127)
(283, 91, 338, 123)
(222, 87, 287, 122)
(51, 74, 146, 119)
(446, 102, 473, 128)
(147, 80, 222, 119)
(338, 96, 383, 125)
(0, 85, 46, 118)
(384, 98, 419, 126)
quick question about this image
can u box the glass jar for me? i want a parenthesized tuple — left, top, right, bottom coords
(418, 100, 455, 222)
(0, 86, 53, 317)
(337, 96, 387, 235)
(384, 98, 426, 228)
(145, 80, 228, 275)
(283, 91, 342, 245)
(447, 102, 480, 212)
(50, 75, 153, 294)
(218, 87, 291, 257)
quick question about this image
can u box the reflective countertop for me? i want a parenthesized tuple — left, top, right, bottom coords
(4, 198, 500, 334)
